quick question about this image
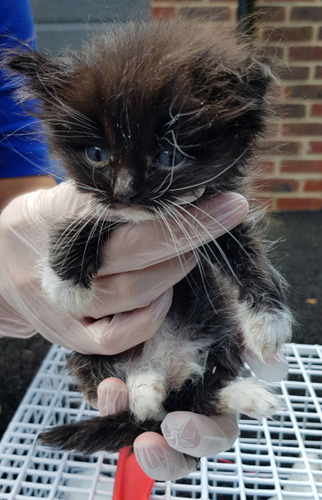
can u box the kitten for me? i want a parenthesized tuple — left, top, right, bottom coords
(6, 18, 292, 455)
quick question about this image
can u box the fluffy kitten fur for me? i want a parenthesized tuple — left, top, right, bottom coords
(6, 18, 292, 455)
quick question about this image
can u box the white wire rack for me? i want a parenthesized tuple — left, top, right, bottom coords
(0, 343, 321, 500)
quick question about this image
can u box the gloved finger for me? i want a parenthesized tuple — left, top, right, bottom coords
(87, 253, 195, 318)
(134, 432, 197, 481)
(97, 378, 129, 415)
(85, 288, 173, 354)
(25, 180, 99, 225)
(160, 411, 239, 458)
(243, 349, 289, 382)
(0, 182, 98, 273)
(98, 192, 249, 275)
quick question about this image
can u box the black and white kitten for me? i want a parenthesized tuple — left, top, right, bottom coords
(6, 18, 292, 454)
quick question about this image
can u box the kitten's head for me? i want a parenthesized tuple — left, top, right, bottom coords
(5, 18, 274, 221)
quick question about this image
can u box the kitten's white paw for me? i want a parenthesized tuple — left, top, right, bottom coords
(41, 264, 94, 316)
(218, 378, 282, 419)
(238, 302, 292, 361)
(127, 372, 166, 422)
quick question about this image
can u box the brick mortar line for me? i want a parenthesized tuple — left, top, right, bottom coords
(275, 162, 322, 167)
(264, 158, 322, 163)
(281, 82, 322, 86)
(258, 192, 322, 198)
(312, 24, 319, 41)
(256, 1, 319, 5)
(260, 172, 322, 178)
(279, 100, 322, 106)
(284, 95, 322, 100)
(272, 171, 322, 181)
(277, 63, 322, 68)
(260, 21, 322, 26)
(276, 142, 322, 147)
(277, 119, 322, 124)
(265, 41, 322, 46)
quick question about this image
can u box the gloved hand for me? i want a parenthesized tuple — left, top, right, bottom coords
(97, 349, 289, 481)
(0, 181, 248, 353)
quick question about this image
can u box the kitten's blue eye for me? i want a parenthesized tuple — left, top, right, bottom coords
(86, 146, 109, 163)
(155, 150, 184, 168)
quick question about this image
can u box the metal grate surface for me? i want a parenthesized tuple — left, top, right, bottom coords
(0, 343, 321, 499)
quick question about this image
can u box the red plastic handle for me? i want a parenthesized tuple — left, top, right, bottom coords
(112, 447, 155, 500)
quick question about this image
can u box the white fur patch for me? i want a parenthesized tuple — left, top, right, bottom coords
(41, 262, 95, 316)
(106, 206, 156, 223)
(238, 301, 292, 361)
(218, 378, 282, 419)
(115, 319, 210, 422)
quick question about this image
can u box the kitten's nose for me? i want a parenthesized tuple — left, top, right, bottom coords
(114, 168, 133, 194)
(116, 194, 134, 206)
(113, 169, 135, 205)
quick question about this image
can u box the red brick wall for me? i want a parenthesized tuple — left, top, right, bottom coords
(151, 0, 322, 212)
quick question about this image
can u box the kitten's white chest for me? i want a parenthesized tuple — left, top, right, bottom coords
(115, 319, 210, 422)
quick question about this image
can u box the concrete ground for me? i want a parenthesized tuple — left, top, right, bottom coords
(0, 210, 321, 438)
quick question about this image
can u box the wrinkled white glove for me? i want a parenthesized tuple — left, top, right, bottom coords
(0, 181, 248, 354)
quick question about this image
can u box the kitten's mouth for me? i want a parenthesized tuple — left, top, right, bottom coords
(102, 187, 206, 223)
(173, 187, 205, 205)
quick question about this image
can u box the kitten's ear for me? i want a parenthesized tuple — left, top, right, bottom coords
(236, 55, 275, 102)
(3, 49, 71, 104)
(193, 49, 274, 104)
(196, 53, 276, 124)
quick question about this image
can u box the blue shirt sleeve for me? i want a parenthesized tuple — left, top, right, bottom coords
(0, 0, 50, 178)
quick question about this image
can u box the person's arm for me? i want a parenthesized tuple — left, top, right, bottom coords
(0, 174, 55, 337)
(0, 175, 56, 211)
(0, 0, 55, 211)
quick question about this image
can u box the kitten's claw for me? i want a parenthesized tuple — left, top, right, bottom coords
(218, 378, 282, 419)
(238, 302, 292, 361)
(41, 264, 94, 316)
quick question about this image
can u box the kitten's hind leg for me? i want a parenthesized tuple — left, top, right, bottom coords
(217, 378, 282, 419)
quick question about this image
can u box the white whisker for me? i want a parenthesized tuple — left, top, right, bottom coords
(169, 148, 249, 193)
(168, 200, 240, 283)
(163, 130, 195, 160)
(156, 199, 217, 311)
(175, 197, 254, 266)
(154, 201, 201, 299)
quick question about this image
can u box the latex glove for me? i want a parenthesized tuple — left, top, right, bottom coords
(0, 181, 248, 353)
(97, 348, 288, 481)
(243, 349, 289, 382)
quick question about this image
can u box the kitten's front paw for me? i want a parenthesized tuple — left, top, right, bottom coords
(218, 378, 282, 419)
(127, 372, 166, 423)
(238, 302, 292, 361)
(41, 263, 94, 316)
